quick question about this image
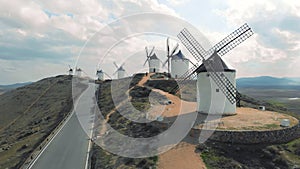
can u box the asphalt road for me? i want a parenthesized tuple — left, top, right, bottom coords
(30, 83, 96, 169)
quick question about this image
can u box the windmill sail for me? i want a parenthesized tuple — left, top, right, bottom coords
(175, 24, 253, 104)
(205, 23, 253, 57)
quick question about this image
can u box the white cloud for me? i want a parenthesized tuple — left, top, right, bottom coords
(0, 0, 182, 83)
(207, 0, 300, 77)
(166, 0, 190, 6)
(0, 0, 299, 83)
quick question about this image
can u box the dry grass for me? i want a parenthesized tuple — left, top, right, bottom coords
(0, 75, 86, 168)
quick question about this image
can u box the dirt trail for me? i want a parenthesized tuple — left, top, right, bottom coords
(138, 74, 205, 169)
(158, 142, 206, 169)
(151, 91, 205, 169)
(98, 74, 206, 169)
(151, 89, 196, 117)
(137, 76, 205, 169)
(137, 73, 152, 86)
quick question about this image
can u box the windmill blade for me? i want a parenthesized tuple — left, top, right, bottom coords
(205, 23, 253, 58)
(120, 62, 125, 68)
(144, 46, 151, 66)
(169, 68, 198, 94)
(178, 62, 200, 80)
(68, 65, 72, 69)
(113, 62, 119, 69)
(162, 59, 169, 67)
(113, 70, 118, 75)
(143, 58, 150, 66)
(145, 46, 149, 56)
(166, 37, 170, 56)
(177, 28, 239, 104)
(169, 43, 179, 56)
(188, 59, 197, 67)
(206, 69, 237, 104)
(202, 54, 238, 104)
(177, 28, 206, 62)
(149, 46, 155, 56)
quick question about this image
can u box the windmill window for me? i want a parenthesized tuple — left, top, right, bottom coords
(206, 73, 210, 77)
(216, 89, 219, 92)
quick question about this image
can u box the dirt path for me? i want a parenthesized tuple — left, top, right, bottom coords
(152, 90, 205, 169)
(137, 74, 206, 169)
(98, 74, 206, 169)
(99, 74, 151, 135)
(158, 142, 206, 169)
(137, 73, 152, 86)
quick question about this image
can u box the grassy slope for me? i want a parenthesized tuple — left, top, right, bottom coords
(0, 75, 85, 169)
(239, 87, 300, 116)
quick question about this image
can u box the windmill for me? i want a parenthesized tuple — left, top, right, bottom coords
(113, 62, 125, 79)
(176, 23, 253, 115)
(144, 46, 160, 73)
(75, 67, 82, 77)
(68, 65, 73, 75)
(170, 50, 190, 79)
(163, 38, 179, 75)
(96, 68, 112, 81)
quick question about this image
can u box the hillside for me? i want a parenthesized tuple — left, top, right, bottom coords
(1, 74, 299, 169)
(237, 76, 300, 89)
(0, 82, 32, 96)
(0, 75, 86, 169)
(0, 82, 32, 90)
(91, 75, 300, 169)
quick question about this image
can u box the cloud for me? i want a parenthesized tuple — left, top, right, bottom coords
(165, 0, 191, 6)
(0, 0, 299, 84)
(208, 0, 300, 77)
(0, 0, 181, 83)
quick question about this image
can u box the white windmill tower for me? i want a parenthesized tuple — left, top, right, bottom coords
(171, 50, 190, 79)
(96, 68, 112, 81)
(96, 69, 104, 81)
(144, 46, 160, 73)
(175, 23, 253, 115)
(163, 38, 190, 78)
(68, 65, 73, 75)
(196, 52, 236, 115)
(113, 62, 125, 79)
(75, 67, 82, 77)
(163, 38, 179, 77)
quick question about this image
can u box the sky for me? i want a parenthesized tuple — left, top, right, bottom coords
(0, 0, 299, 84)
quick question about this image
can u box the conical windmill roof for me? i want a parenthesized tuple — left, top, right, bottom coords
(196, 52, 235, 73)
(118, 66, 125, 71)
(150, 53, 158, 60)
(171, 50, 189, 60)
